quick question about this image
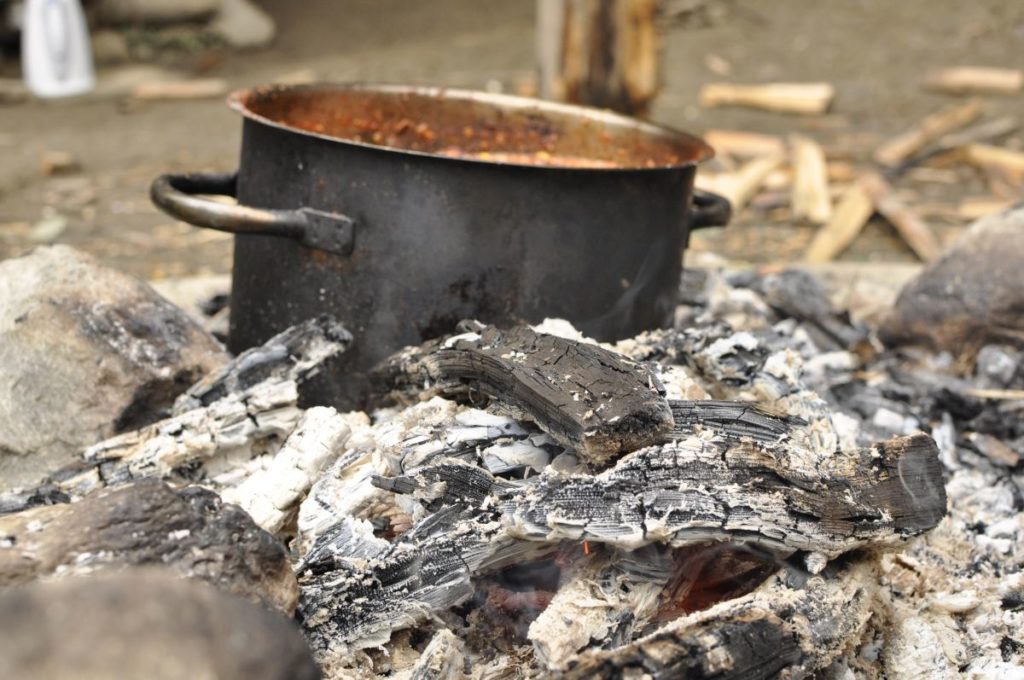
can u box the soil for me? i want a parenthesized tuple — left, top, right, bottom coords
(1, 0, 1023, 279)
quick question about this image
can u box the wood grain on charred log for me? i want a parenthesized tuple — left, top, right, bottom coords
(376, 323, 674, 467)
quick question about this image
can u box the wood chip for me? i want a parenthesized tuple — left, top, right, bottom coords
(925, 67, 1024, 95)
(131, 78, 228, 100)
(790, 134, 831, 224)
(703, 129, 784, 158)
(873, 99, 983, 167)
(860, 171, 942, 262)
(804, 180, 874, 262)
(699, 82, 835, 115)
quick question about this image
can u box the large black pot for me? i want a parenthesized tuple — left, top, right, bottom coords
(151, 84, 729, 409)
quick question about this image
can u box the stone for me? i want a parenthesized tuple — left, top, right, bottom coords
(92, 0, 223, 26)
(881, 206, 1024, 357)
(0, 479, 298, 613)
(207, 0, 276, 49)
(0, 246, 228, 492)
(0, 568, 321, 680)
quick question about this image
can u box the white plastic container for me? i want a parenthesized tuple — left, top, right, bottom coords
(21, 0, 95, 98)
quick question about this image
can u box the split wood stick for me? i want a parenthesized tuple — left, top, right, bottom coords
(962, 387, 1024, 401)
(803, 180, 874, 262)
(860, 171, 942, 262)
(703, 129, 785, 158)
(925, 67, 1024, 95)
(933, 116, 1019, 153)
(958, 198, 1014, 221)
(718, 153, 786, 212)
(962, 143, 1024, 177)
(132, 78, 228, 100)
(873, 99, 983, 167)
(790, 134, 832, 223)
(699, 82, 835, 115)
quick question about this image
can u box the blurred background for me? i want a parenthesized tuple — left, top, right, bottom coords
(1, 0, 1022, 279)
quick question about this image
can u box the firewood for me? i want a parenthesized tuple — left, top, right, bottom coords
(375, 323, 674, 467)
(925, 67, 1024, 95)
(860, 171, 942, 262)
(790, 134, 832, 224)
(961, 143, 1024, 178)
(700, 153, 786, 213)
(131, 78, 228, 100)
(699, 82, 835, 115)
(957, 198, 1014, 221)
(703, 129, 785, 158)
(803, 181, 875, 262)
(873, 99, 983, 167)
(498, 431, 946, 557)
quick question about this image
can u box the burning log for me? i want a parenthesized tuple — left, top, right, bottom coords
(376, 322, 674, 467)
(497, 431, 946, 557)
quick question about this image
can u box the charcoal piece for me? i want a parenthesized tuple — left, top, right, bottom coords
(499, 432, 947, 557)
(409, 629, 466, 680)
(666, 400, 804, 445)
(0, 479, 298, 613)
(376, 323, 674, 467)
(0, 568, 320, 680)
(563, 561, 876, 680)
(297, 502, 549, 660)
(175, 315, 352, 413)
(752, 268, 867, 351)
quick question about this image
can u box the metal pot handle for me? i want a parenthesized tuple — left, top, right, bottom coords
(150, 172, 356, 256)
(689, 189, 731, 230)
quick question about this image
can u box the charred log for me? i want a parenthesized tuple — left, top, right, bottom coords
(375, 322, 674, 467)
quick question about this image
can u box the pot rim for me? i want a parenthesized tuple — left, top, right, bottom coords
(226, 82, 715, 172)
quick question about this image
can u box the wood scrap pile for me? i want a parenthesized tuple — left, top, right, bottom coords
(695, 66, 1024, 263)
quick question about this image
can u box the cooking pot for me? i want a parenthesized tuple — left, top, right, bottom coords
(151, 84, 730, 409)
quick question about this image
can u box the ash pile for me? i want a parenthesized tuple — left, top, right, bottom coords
(2, 208, 1024, 679)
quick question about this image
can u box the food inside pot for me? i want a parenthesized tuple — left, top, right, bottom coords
(235, 86, 713, 170)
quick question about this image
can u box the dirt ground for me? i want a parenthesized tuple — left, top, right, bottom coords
(1, 0, 1023, 279)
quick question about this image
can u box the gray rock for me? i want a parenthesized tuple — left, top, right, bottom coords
(0, 479, 298, 613)
(881, 205, 1024, 357)
(0, 246, 227, 492)
(92, 0, 222, 26)
(0, 568, 321, 680)
(208, 0, 276, 49)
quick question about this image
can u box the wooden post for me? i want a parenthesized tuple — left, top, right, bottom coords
(537, 0, 661, 117)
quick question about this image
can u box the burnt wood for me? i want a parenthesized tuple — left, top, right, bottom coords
(375, 323, 674, 467)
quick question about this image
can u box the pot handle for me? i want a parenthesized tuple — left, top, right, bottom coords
(689, 189, 732, 230)
(150, 172, 356, 256)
